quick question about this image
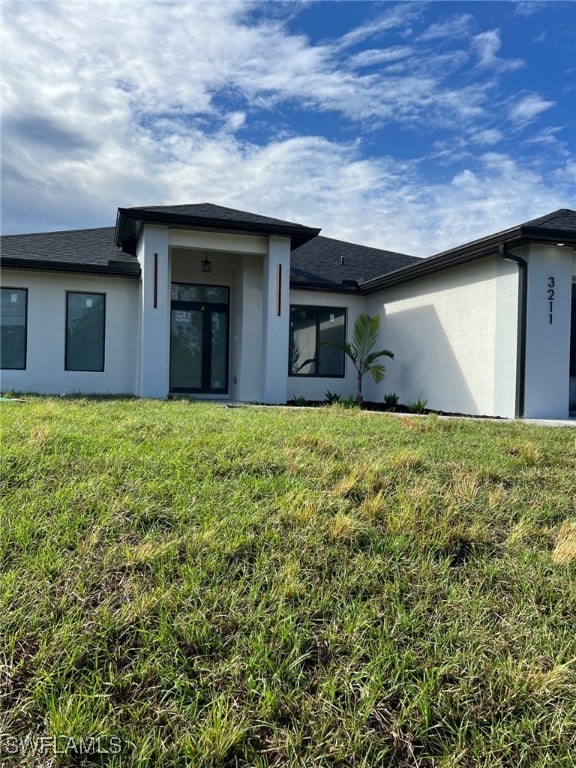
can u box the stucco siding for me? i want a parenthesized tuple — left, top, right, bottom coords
(231, 253, 265, 402)
(367, 257, 500, 415)
(1, 269, 139, 395)
(521, 243, 573, 419)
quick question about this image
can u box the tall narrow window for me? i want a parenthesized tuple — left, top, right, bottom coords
(1, 288, 27, 369)
(65, 292, 105, 371)
(289, 306, 346, 377)
(570, 284, 576, 377)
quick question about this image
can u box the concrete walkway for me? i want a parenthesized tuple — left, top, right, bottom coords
(522, 417, 576, 427)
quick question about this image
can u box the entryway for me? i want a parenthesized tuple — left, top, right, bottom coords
(169, 283, 229, 394)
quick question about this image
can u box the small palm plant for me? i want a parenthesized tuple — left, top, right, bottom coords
(330, 313, 393, 403)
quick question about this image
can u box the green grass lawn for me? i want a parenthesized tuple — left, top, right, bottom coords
(1, 397, 575, 767)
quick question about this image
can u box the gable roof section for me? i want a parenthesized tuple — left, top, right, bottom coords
(114, 203, 321, 254)
(361, 208, 576, 293)
(0, 227, 140, 277)
(291, 235, 419, 292)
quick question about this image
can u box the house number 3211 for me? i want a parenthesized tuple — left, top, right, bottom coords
(547, 276, 555, 325)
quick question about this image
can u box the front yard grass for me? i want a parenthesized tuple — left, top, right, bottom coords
(1, 397, 575, 767)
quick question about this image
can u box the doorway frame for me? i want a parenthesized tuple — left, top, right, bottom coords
(169, 282, 230, 395)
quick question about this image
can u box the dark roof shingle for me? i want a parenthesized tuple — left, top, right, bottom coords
(291, 235, 419, 290)
(0, 227, 139, 276)
(115, 203, 322, 252)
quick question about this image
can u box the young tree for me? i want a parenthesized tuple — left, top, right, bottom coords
(331, 313, 393, 403)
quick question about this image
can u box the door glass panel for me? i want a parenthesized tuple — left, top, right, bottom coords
(211, 311, 228, 391)
(171, 284, 229, 304)
(170, 309, 203, 389)
(289, 308, 317, 375)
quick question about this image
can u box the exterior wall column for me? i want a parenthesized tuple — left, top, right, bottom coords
(523, 243, 573, 419)
(136, 225, 170, 398)
(493, 257, 521, 418)
(261, 235, 290, 403)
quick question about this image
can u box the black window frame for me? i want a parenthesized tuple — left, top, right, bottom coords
(289, 305, 347, 378)
(0, 287, 28, 370)
(65, 291, 106, 372)
(570, 283, 576, 378)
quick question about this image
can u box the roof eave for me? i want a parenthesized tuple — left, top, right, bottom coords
(519, 225, 576, 244)
(360, 226, 576, 294)
(115, 208, 321, 254)
(0, 257, 141, 278)
(290, 279, 361, 294)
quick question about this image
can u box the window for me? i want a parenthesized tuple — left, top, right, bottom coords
(1, 288, 27, 369)
(570, 284, 576, 377)
(65, 292, 105, 371)
(289, 306, 346, 377)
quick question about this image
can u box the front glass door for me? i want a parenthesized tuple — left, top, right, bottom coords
(170, 284, 229, 394)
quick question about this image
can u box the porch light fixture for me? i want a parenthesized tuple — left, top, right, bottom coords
(201, 253, 212, 273)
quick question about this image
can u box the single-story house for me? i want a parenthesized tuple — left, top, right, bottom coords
(1, 203, 575, 419)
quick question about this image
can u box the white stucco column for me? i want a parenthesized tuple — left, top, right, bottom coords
(523, 243, 573, 419)
(493, 257, 521, 418)
(261, 236, 290, 403)
(136, 225, 170, 398)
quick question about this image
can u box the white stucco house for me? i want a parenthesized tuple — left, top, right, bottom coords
(1, 203, 575, 419)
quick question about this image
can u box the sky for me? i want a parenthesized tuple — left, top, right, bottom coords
(1, 0, 575, 256)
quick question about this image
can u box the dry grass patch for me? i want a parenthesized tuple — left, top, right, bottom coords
(552, 520, 576, 565)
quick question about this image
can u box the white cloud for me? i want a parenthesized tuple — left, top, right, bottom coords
(472, 129, 504, 145)
(472, 29, 524, 72)
(335, 3, 423, 50)
(513, 2, 548, 17)
(417, 14, 472, 42)
(0, 0, 573, 255)
(348, 46, 413, 69)
(508, 93, 555, 123)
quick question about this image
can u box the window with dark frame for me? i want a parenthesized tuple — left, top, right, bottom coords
(570, 284, 576, 377)
(289, 305, 346, 377)
(0, 287, 27, 370)
(65, 292, 105, 372)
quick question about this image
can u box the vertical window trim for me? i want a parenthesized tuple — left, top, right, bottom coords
(288, 305, 347, 378)
(65, 291, 106, 372)
(0, 287, 28, 370)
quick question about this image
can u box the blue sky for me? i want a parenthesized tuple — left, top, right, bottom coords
(1, 0, 574, 255)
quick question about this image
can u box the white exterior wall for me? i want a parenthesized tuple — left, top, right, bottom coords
(261, 236, 291, 403)
(287, 290, 367, 402)
(493, 258, 521, 417)
(137, 225, 170, 398)
(521, 243, 574, 419)
(233, 254, 264, 402)
(0, 269, 139, 395)
(367, 258, 501, 415)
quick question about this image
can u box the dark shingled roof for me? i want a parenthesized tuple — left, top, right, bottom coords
(361, 208, 576, 293)
(115, 203, 322, 253)
(521, 209, 576, 232)
(1, 225, 415, 289)
(291, 235, 419, 291)
(0, 227, 139, 277)
(124, 203, 313, 229)
(3, 207, 575, 291)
